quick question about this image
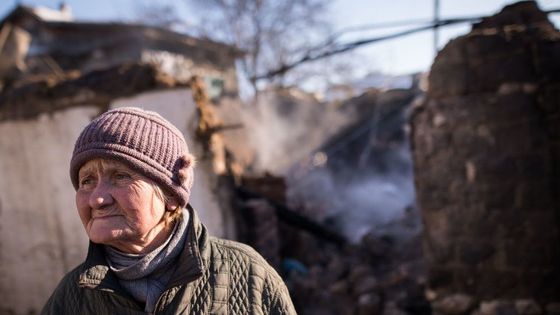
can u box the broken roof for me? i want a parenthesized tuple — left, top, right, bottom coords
(0, 63, 187, 122)
(0, 4, 243, 57)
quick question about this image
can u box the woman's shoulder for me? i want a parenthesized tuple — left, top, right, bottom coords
(41, 264, 86, 314)
(54, 263, 86, 290)
(206, 236, 283, 282)
(204, 237, 296, 314)
(208, 236, 265, 263)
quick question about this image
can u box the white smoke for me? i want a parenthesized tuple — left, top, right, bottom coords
(287, 133, 417, 243)
(241, 89, 353, 174)
(216, 87, 419, 243)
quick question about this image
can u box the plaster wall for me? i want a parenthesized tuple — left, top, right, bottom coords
(0, 107, 97, 314)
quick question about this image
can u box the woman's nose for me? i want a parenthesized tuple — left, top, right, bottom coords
(88, 181, 114, 209)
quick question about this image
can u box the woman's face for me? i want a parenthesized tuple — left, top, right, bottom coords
(76, 158, 168, 253)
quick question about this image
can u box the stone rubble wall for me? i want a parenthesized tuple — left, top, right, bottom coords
(411, 1, 560, 313)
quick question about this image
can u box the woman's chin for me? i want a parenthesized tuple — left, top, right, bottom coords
(87, 218, 129, 245)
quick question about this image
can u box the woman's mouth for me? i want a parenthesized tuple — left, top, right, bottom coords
(92, 214, 122, 219)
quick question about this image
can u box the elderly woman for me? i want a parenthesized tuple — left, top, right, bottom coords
(42, 107, 296, 314)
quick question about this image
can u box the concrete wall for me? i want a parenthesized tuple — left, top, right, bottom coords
(0, 88, 233, 314)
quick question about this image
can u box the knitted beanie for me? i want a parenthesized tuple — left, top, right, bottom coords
(70, 107, 195, 207)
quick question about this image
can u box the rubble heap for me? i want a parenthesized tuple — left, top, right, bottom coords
(234, 175, 429, 315)
(281, 225, 429, 315)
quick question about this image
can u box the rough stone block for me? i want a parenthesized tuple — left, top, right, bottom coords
(546, 303, 560, 315)
(515, 299, 542, 315)
(432, 293, 475, 315)
(328, 280, 349, 295)
(519, 270, 560, 299)
(535, 41, 560, 82)
(358, 293, 382, 315)
(382, 301, 409, 315)
(466, 270, 521, 298)
(477, 300, 517, 315)
(464, 33, 517, 60)
(459, 242, 496, 266)
(428, 267, 454, 288)
(429, 62, 469, 98)
(505, 242, 552, 268)
(468, 55, 536, 93)
(434, 38, 467, 65)
(538, 85, 560, 115)
(353, 276, 379, 296)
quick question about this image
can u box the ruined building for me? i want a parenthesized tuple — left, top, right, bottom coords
(411, 1, 560, 313)
(2, 1, 560, 314)
(0, 4, 241, 98)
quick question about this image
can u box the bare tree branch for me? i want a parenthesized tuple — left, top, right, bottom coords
(188, 0, 333, 91)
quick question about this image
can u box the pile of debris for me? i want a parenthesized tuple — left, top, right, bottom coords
(233, 175, 429, 315)
(283, 227, 428, 315)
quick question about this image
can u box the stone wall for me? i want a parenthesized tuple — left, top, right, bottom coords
(411, 1, 560, 313)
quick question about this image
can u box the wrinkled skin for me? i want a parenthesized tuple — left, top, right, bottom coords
(76, 158, 176, 254)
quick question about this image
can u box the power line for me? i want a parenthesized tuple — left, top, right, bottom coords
(325, 18, 436, 42)
(252, 18, 476, 81)
(252, 8, 560, 81)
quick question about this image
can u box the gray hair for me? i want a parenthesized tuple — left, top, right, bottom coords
(151, 182, 183, 226)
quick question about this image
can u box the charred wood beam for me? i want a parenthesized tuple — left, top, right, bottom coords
(208, 123, 244, 133)
(41, 56, 65, 79)
(0, 63, 184, 122)
(236, 186, 347, 246)
(0, 23, 12, 55)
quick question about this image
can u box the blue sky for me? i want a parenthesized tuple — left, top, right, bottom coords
(1, 0, 559, 76)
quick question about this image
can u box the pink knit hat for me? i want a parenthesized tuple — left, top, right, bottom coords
(70, 107, 195, 207)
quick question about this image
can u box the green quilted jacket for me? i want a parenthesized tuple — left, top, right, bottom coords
(41, 205, 296, 315)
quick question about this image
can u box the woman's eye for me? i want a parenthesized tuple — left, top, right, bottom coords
(114, 172, 131, 180)
(79, 177, 93, 187)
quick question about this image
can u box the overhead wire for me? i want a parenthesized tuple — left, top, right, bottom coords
(252, 8, 560, 81)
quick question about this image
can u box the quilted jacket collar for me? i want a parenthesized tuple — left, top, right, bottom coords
(78, 204, 207, 292)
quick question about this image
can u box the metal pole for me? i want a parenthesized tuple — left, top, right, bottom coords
(434, 0, 440, 53)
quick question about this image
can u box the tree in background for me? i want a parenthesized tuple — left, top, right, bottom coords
(134, 2, 186, 30)
(133, 0, 366, 95)
(187, 0, 336, 92)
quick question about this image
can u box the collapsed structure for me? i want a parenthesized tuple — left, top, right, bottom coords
(411, 1, 560, 313)
(0, 4, 240, 96)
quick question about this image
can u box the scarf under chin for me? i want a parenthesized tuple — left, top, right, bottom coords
(104, 210, 189, 313)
